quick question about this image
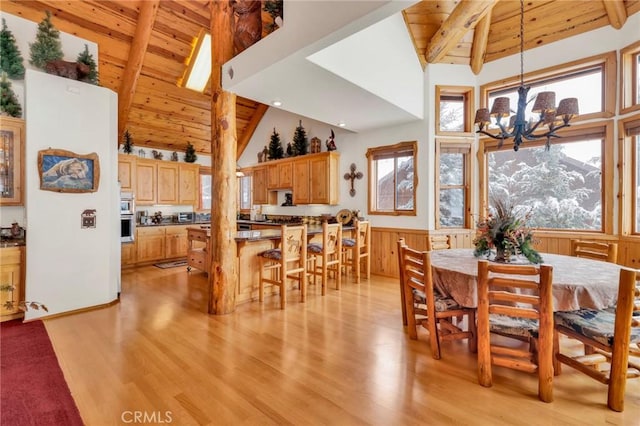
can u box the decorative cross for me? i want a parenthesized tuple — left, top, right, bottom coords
(343, 163, 363, 197)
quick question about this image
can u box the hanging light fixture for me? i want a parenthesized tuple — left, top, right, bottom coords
(474, 0, 579, 151)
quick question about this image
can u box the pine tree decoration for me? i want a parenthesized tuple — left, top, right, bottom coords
(0, 73, 22, 117)
(122, 129, 133, 154)
(293, 120, 308, 156)
(0, 19, 25, 80)
(29, 11, 64, 70)
(76, 44, 99, 85)
(268, 127, 284, 160)
(184, 142, 197, 163)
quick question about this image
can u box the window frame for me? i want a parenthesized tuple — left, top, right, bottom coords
(478, 121, 614, 236)
(619, 114, 640, 236)
(435, 139, 473, 229)
(197, 166, 211, 212)
(620, 40, 640, 115)
(435, 85, 475, 136)
(479, 51, 617, 124)
(238, 170, 252, 212)
(366, 141, 417, 216)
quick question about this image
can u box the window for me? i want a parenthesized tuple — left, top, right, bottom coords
(435, 86, 474, 135)
(621, 41, 640, 114)
(199, 167, 211, 211)
(619, 114, 640, 235)
(436, 141, 472, 228)
(238, 174, 251, 211)
(480, 52, 616, 124)
(480, 122, 613, 233)
(366, 141, 417, 215)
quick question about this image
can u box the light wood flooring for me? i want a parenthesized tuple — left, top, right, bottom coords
(43, 265, 640, 425)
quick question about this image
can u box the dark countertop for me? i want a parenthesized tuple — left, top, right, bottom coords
(188, 225, 353, 242)
(0, 239, 25, 248)
(137, 221, 211, 227)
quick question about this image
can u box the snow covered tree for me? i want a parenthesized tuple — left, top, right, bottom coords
(268, 127, 283, 160)
(0, 19, 25, 79)
(76, 44, 99, 85)
(292, 120, 308, 156)
(0, 73, 22, 117)
(29, 11, 63, 70)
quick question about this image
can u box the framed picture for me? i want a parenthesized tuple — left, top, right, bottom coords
(38, 149, 100, 193)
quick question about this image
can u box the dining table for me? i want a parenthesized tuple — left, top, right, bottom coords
(430, 248, 622, 312)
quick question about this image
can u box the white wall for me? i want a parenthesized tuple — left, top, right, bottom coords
(24, 70, 119, 320)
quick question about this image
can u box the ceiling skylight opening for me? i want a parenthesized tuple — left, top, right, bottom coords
(179, 31, 211, 92)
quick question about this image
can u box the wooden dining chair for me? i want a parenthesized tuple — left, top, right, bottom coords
(307, 222, 342, 294)
(554, 267, 640, 412)
(429, 234, 450, 251)
(476, 260, 554, 403)
(397, 239, 476, 359)
(571, 239, 618, 263)
(342, 220, 370, 284)
(257, 224, 308, 309)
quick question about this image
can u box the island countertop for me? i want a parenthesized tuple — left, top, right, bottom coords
(188, 224, 352, 242)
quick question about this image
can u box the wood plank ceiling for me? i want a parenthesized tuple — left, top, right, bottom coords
(2, 1, 639, 156)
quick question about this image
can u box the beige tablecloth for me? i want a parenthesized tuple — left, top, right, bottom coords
(430, 249, 621, 311)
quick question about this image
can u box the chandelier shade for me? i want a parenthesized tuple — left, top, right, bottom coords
(474, 0, 578, 151)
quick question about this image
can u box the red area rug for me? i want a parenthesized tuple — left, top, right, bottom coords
(1, 319, 83, 426)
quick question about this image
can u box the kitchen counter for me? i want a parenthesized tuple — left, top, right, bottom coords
(137, 221, 211, 227)
(188, 225, 350, 242)
(0, 238, 25, 248)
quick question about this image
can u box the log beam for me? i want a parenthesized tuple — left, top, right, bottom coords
(237, 103, 268, 159)
(209, 0, 237, 314)
(470, 9, 492, 75)
(117, 0, 159, 144)
(602, 0, 627, 29)
(426, 0, 497, 64)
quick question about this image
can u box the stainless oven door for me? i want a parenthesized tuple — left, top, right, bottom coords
(121, 214, 135, 242)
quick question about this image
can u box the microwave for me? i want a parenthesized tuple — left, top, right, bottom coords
(120, 192, 135, 215)
(177, 212, 194, 223)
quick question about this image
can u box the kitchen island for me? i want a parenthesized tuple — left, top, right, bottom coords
(187, 224, 353, 305)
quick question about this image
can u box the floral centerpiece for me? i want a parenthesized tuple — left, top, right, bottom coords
(473, 198, 543, 264)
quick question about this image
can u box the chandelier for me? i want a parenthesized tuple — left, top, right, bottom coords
(474, 0, 579, 151)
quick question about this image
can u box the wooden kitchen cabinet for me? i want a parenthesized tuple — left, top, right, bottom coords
(187, 227, 209, 273)
(252, 166, 270, 205)
(136, 159, 157, 205)
(157, 162, 179, 204)
(309, 152, 339, 204)
(178, 163, 199, 205)
(292, 159, 310, 204)
(0, 246, 24, 320)
(136, 227, 166, 262)
(0, 117, 24, 206)
(165, 225, 189, 258)
(118, 154, 136, 192)
(121, 242, 137, 266)
(267, 161, 293, 189)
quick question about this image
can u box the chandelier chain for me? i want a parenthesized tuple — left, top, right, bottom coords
(520, 0, 524, 87)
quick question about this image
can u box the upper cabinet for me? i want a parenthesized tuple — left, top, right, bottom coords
(252, 166, 270, 205)
(267, 161, 293, 189)
(118, 154, 136, 192)
(0, 117, 24, 206)
(135, 158, 198, 207)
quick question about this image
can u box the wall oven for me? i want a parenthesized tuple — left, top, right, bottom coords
(120, 191, 135, 215)
(120, 191, 135, 242)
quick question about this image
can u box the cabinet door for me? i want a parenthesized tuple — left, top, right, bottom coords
(267, 164, 279, 189)
(157, 162, 179, 204)
(252, 167, 269, 205)
(166, 226, 189, 258)
(118, 154, 136, 192)
(136, 159, 157, 205)
(279, 161, 293, 188)
(292, 159, 310, 204)
(121, 242, 137, 266)
(178, 164, 199, 206)
(0, 247, 22, 317)
(0, 117, 24, 206)
(136, 228, 166, 262)
(310, 153, 339, 205)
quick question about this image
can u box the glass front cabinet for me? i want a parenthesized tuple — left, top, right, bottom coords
(0, 117, 24, 206)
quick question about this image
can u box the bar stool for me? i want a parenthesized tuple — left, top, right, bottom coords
(257, 224, 307, 309)
(307, 222, 342, 293)
(341, 219, 370, 283)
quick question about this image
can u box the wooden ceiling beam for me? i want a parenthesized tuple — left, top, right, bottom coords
(237, 103, 268, 160)
(117, 0, 160, 145)
(470, 8, 492, 75)
(602, 0, 627, 29)
(426, 0, 498, 64)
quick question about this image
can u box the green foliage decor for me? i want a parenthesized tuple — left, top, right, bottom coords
(76, 44, 99, 85)
(268, 127, 283, 160)
(122, 129, 134, 154)
(473, 197, 542, 264)
(292, 120, 308, 156)
(184, 142, 197, 163)
(0, 73, 22, 117)
(0, 19, 25, 79)
(29, 11, 64, 70)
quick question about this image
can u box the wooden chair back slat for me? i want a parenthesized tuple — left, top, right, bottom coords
(571, 239, 618, 263)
